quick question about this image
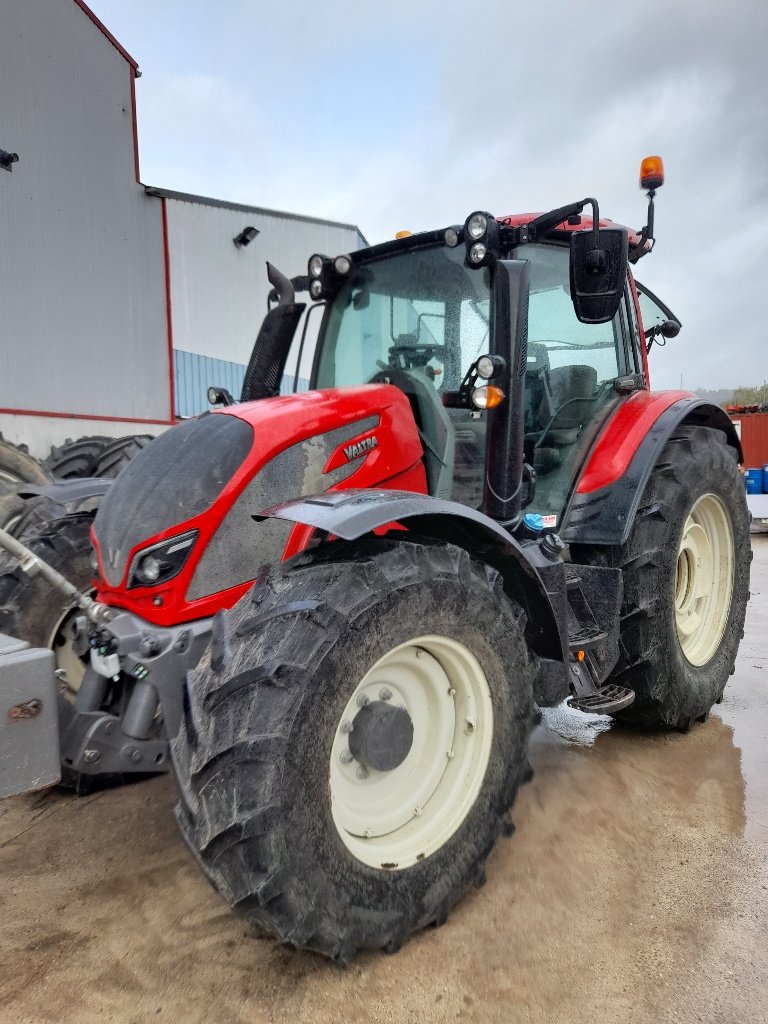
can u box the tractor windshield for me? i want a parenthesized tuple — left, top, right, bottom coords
(314, 246, 491, 394)
(313, 245, 492, 505)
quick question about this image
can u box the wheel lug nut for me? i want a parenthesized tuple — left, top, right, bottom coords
(340, 720, 352, 734)
(379, 687, 392, 701)
(355, 765, 369, 779)
(340, 750, 354, 764)
(357, 693, 370, 707)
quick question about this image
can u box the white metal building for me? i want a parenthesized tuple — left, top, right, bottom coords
(0, 0, 364, 456)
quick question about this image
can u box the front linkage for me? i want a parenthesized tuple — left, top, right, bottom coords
(0, 523, 209, 796)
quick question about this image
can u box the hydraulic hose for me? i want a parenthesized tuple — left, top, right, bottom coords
(0, 524, 112, 623)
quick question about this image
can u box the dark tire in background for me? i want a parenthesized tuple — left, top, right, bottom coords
(94, 434, 154, 477)
(44, 435, 113, 479)
(44, 433, 155, 480)
(570, 426, 750, 729)
(173, 538, 536, 962)
(0, 434, 53, 533)
(3, 493, 63, 541)
(0, 434, 51, 487)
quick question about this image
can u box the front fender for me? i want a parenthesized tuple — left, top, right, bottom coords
(258, 489, 566, 663)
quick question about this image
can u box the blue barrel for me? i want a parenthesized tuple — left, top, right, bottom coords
(746, 468, 762, 494)
(762, 465, 768, 493)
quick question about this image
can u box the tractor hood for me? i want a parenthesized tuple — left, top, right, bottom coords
(92, 385, 426, 626)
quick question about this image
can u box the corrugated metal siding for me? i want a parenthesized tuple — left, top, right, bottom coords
(0, 0, 170, 421)
(731, 414, 768, 468)
(165, 198, 362, 369)
(174, 350, 245, 417)
(174, 349, 308, 417)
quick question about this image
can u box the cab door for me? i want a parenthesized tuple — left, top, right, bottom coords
(518, 243, 637, 526)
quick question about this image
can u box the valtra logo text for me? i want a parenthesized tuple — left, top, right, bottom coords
(343, 436, 379, 461)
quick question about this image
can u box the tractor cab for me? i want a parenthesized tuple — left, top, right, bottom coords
(297, 198, 651, 532)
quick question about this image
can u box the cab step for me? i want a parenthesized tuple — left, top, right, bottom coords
(568, 623, 608, 649)
(567, 684, 635, 715)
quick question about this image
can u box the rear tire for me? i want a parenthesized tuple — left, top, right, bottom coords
(173, 539, 536, 961)
(570, 426, 750, 728)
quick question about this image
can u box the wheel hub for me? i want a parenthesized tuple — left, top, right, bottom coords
(329, 635, 494, 870)
(348, 700, 414, 771)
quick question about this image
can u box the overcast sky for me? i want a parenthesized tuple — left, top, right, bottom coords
(90, 0, 767, 392)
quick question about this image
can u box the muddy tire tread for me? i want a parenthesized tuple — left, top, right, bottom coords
(570, 426, 751, 727)
(173, 538, 537, 962)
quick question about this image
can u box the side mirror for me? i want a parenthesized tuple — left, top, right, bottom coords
(659, 318, 681, 339)
(569, 227, 629, 324)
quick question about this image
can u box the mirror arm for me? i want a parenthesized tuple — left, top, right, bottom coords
(525, 197, 600, 242)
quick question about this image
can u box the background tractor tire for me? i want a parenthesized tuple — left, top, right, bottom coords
(0, 434, 51, 487)
(0, 513, 95, 700)
(93, 434, 154, 478)
(0, 435, 52, 533)
(173, 538, 536, 962)
(0, 490, 36, 536)
(2, 493, 62, 541)
(570, 425, 750, 729)
(44, 435, 113, 479)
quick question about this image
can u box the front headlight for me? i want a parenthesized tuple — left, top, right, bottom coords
(466, 213, 488, 240)
(127, 530, 198, 589)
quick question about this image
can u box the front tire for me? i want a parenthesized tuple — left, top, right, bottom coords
(173, 539, 536, 961)
(571, 426, 750, 728)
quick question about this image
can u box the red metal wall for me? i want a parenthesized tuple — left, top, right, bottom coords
(731, 414, 768, 468)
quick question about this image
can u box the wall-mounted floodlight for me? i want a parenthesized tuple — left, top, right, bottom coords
(0, 148, 19, 172)
(234, 225, 259, 248)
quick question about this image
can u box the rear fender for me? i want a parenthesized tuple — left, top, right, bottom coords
(564, 397, 741, 546)
(258, 488, 566, 664)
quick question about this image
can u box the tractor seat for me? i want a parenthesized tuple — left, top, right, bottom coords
(541, 365, 597, 446)
(524, 343, 554, 434)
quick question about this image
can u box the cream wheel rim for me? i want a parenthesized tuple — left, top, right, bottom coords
(675, 493, 734, 666)
(329, 635, 494, 870)
(47, 596, 93, 699)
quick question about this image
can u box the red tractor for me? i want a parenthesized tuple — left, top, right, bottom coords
(0, 158, 750, 962)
